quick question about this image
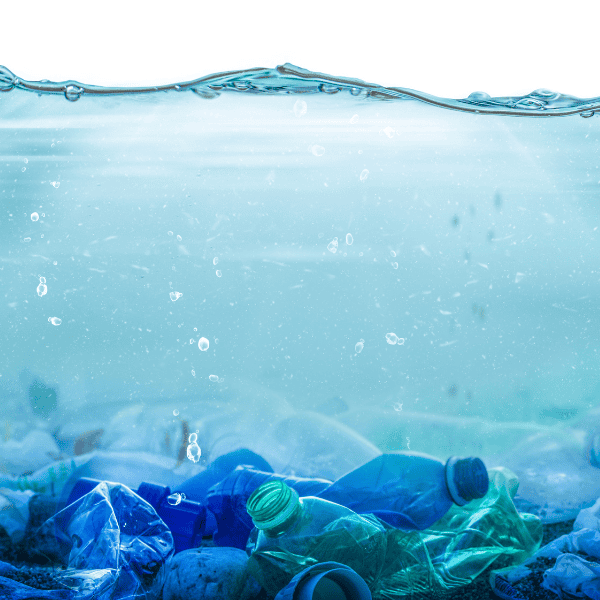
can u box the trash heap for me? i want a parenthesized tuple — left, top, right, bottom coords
(2, 399, 600, 599)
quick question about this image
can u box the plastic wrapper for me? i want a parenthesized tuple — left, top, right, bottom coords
(34, 481, 173, 600)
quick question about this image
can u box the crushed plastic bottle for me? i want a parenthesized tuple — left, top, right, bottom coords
(246, 467, 541, 599)
(245, 480, 387, 598)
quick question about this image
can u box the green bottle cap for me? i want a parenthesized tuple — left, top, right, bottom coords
(246, 480, 300, 531)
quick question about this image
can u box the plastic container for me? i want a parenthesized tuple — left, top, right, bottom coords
(206, 451, 489, 548)
(245, 480, 387, 598)
(487, 428, 600, 523)
(245, 469, 541, 599)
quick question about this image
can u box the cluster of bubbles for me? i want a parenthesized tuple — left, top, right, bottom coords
(37, 277, 47, 297)
(198, 337, 209, 352)
(187, 432, 201, 463)
(48, 317, 62, 326)
(50, 181, 60, 188)
(169, 291, 183, 302)
(386, 332, 405, 346)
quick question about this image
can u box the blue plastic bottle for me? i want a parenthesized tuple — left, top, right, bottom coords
(206, 451, 489, 549)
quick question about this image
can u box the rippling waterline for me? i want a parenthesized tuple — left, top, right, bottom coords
(0, 63, 598, 117)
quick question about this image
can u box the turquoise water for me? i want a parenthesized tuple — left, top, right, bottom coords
(1, 64, 600, 481)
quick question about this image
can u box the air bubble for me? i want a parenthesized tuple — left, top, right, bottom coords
(355, 340, 364, 353)
(218, 377, 224, 383)
(350, 114, 359, 124)
(187, 441, 201, 463)
(176, 234, 182, 241)
(580, 110, 595, 118)
(48, 317, 62, 326)
(53, 261, 57, 266)
(327, 238, 338, 254)
(188, 432, 197, 444)
(193, 327, 197, 332)
(293, 99, 307, 117)
(24, 158, 28, 164)
(39, 277, 46, 284)
(37, 283, 47, 297)
(209, 374, 219, 382)
(386, 332, 400, 345)
(170, 291, 183, 302)
(64, 85, 83, 102)
(167, 492, 186, 506)
(346, 233, 353, 245)
(360, 169, 369, 182)
(213, 257, 219, 265)
(168, 231, 173, 236)
(382, 127, 395, 138)
(311, 145, 325, 157)
(173, 409, 179, 416)
(31, 212, 39, 222)
(50, 181, 60, 188)
(198, 337, 209, 351)
(21, 167, 26, 172)
(24, 237, 31, 242)
(216, 270, 222, 277)
(189, 338, 194, 344)
(391, 262, 398, 269)
(390, 250, 396, 257)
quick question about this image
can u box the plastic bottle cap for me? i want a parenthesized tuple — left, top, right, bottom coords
(445, 457, 489, 506)
(274, 562, 372, 600)
(246, 480, 300, 531)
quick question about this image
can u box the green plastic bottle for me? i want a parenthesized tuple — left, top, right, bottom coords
(245, 480, 387, 597)
(246, 468, 542, 599)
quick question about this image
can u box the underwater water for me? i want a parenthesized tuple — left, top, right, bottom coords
(1, 63, 600, 522)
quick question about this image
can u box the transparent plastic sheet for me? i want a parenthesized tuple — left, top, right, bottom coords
(371, 467, 542, 598)
(33, 482, 174, 600)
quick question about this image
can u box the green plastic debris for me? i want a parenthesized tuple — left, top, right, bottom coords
(246, 468, 542, 599)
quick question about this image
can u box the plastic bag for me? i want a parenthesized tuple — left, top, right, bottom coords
(34, 481, 173, 600)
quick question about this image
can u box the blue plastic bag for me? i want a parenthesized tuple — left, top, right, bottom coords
(35, 481, 174, 600)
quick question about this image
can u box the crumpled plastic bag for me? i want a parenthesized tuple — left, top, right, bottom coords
(34, 481, 174, 600)
(0, 488, 35, 543)
(492, 517, 600, 599)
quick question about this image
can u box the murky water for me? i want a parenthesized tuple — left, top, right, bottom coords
(1, 64, 600, 507)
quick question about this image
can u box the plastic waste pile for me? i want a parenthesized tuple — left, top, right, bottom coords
(3, 394, 600, 599)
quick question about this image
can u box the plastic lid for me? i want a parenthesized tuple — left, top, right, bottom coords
(274, 562, 372, 600)
(246, 480, 300, 531)
(445, 457, 489, 506)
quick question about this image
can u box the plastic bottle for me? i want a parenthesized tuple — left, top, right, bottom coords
(206, 451, 489, 549)
(245, 480, 388, 598)
(486, 427, 600, 523)
(246, 468, 541, 599)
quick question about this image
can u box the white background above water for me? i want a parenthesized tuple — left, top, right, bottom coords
(0, 1, 597, 98)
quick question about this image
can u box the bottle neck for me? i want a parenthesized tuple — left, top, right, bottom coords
(263, 499, 303, 537)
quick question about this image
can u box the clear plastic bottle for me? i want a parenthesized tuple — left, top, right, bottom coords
(245, 480, 387, 598)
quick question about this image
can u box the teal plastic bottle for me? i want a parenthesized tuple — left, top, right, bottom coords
(246, 469, 542, 599)
(245, 480, 387, 598)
